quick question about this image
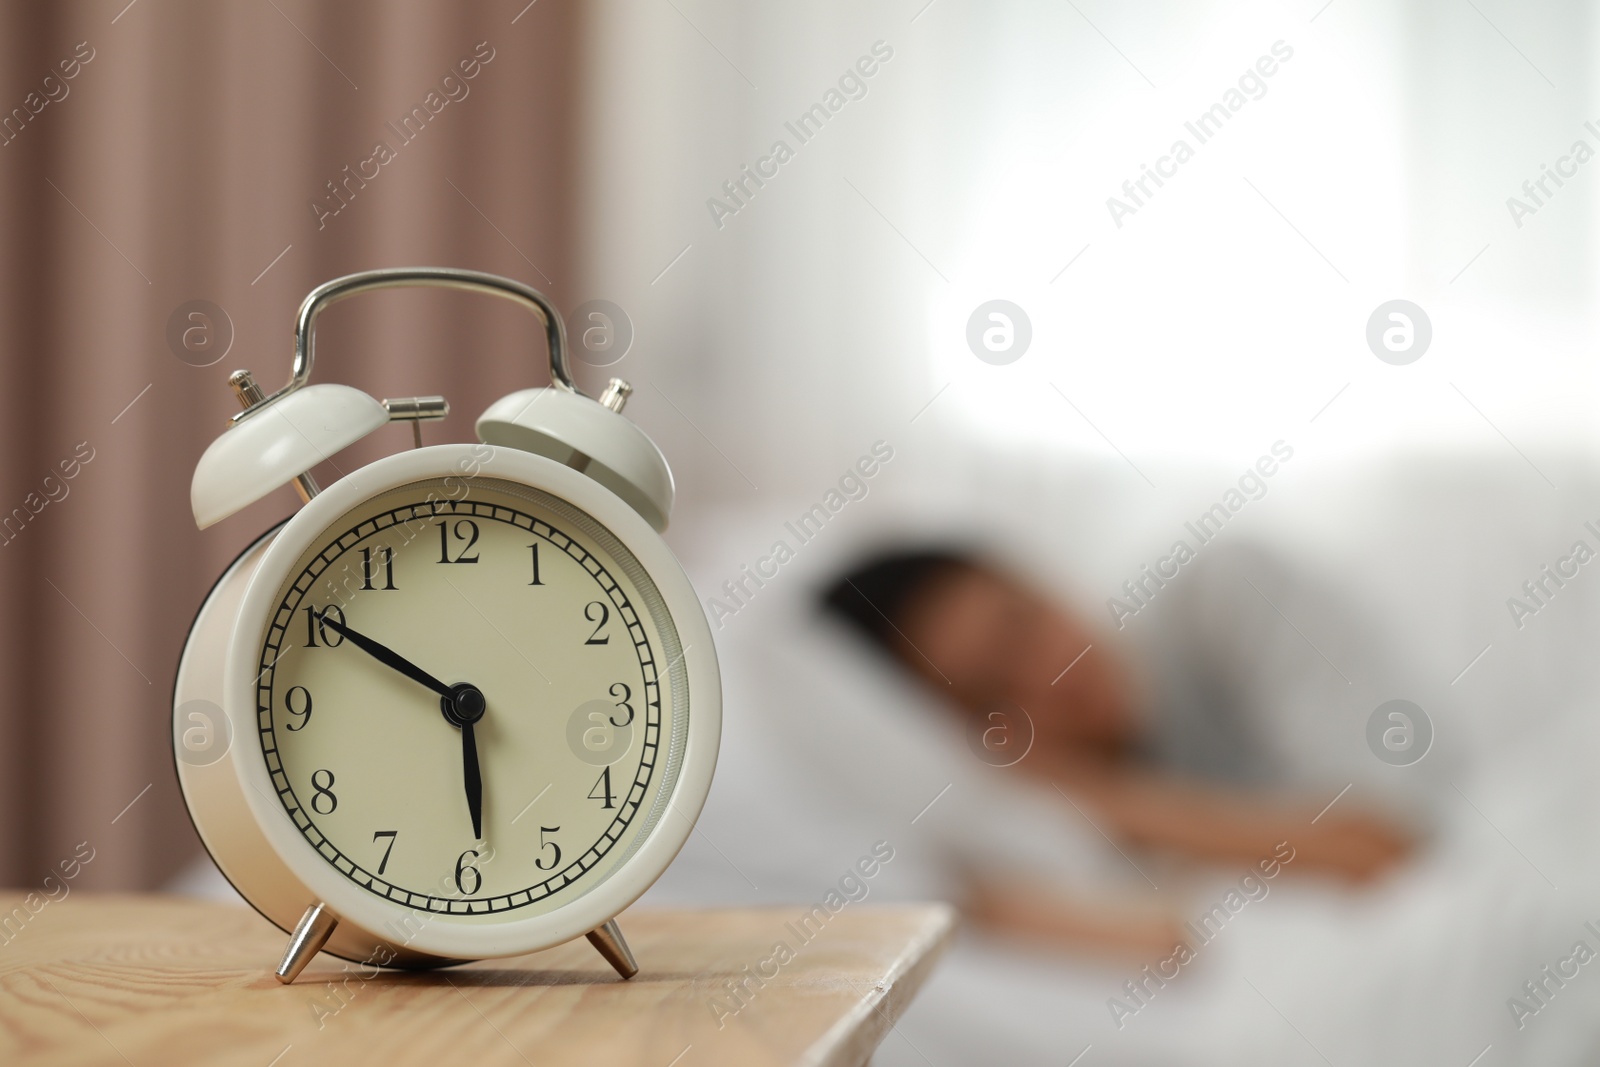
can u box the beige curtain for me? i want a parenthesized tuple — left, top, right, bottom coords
(0, 0, 579, 890)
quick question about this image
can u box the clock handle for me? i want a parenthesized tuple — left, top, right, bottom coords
(234, 267, 577, 426)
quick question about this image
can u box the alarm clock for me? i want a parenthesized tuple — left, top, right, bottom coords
(172, 268, 720, 984)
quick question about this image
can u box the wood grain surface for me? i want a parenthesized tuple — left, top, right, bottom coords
(0, 894, 955, 1067)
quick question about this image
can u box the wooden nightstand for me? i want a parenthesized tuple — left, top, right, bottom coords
(0, 894, 954, 1066)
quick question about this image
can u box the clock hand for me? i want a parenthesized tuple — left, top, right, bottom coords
(315, 614, 452, 698)
(442, 685, 488, 840)
(461, 721, 484, 840)
(315, 612, 489, 840)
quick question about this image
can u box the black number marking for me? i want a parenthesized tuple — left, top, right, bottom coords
(284, 686, 313, 731)
(455, 849, 481, 895)
(361, 546, 396, 590)
(609, 682, 634, 726)
(373, 830, 398, 875)
(302, 604, 346, 647)
(588, 766, 616, 809)
(261, 498, 667, 917)
(311, 769, 337, 815)
(584, 601, 610, 645)
(535, 826, 562, 871)
(437, 519, 480, 564)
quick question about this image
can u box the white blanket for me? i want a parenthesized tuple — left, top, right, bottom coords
(642, 549, 1600, 1065)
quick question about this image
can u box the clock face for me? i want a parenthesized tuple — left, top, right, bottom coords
(254, 476, 688, 920)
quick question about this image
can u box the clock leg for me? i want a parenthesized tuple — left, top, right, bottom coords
(274, 902, 339, 984)
(586, 919, 638, 979)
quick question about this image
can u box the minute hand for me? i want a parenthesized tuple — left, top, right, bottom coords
(316, 615, 452, 698)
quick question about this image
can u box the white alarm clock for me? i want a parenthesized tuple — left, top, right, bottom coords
(172, 268, 720, 983)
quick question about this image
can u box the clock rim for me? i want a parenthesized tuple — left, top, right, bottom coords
(221, 443, 721, 960)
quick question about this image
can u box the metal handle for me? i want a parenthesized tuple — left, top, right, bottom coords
(235, 267, 576, 423)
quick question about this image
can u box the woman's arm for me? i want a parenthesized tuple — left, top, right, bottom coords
(964, 874, 1184, 958)
(1047, 759, 1414, 882)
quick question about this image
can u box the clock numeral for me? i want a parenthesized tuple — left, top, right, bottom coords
(583, 601, 611, 645)
(608, 682, 634, 727)
(436, 519, 481, 564)
(361, 546, 397, 590)
(527, 543, 544, 585)
(454, 849, 481, 895)
(535, 826, 562, 871)
(284, 685, 313, 731)
(310, 769, 337, 815)
(302, 604, 346, 648)
(588, 766, 617, 809)
(372, 830, 398, 875)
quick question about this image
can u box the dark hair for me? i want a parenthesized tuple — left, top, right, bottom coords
(818, 548, 977, 662)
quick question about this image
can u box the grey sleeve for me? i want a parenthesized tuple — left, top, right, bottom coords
(1127, 542, 1450, 830)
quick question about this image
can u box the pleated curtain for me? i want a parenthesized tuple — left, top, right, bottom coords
(0, 0, 580, 890)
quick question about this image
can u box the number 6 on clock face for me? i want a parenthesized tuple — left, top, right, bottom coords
(186, 443, 720, 967)
(260, 475, 681, 918)
(176, 268, 719, 983)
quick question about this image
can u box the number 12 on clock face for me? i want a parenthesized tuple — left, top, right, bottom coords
(258, 481, 679, 919)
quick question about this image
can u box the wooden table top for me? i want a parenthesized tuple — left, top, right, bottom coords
(0, 893, 955, 1067)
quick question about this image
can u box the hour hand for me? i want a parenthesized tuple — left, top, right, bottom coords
(315, 614, 452, 698)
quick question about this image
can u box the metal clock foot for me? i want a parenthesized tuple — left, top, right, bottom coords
(275, 902, 339, 984)
(586, 919, 638, 979)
